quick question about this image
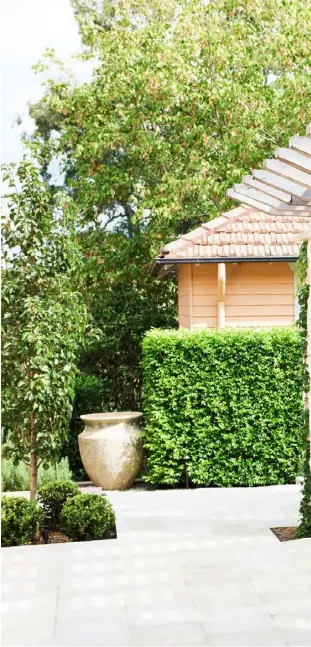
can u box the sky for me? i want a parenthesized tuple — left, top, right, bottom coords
(1, 0, 90, 164)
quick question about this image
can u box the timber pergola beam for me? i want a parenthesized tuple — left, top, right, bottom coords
(227, 123, 311, 217)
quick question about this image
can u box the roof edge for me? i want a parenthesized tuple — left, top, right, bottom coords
(150, 255, 299, 277)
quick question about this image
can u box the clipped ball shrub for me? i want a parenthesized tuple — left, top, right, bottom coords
(1, 496, 42, 547)
(60, 494, 116, 541)
(142, 327, 304, 487)
(37, 480, 80, 530)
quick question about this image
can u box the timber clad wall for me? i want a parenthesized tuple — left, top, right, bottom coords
(178, 262, 295, 329)
(226, 262, 294, 327)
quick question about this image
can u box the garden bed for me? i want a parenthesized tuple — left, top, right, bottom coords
(271, 526, 299, 542)
(2, 526, 118, 548)
(1, 484, 117, 548)
(30, 527, 117, 546)
(33, 530, 70, 545)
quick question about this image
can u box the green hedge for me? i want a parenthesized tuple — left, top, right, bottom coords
(142, 327, 304, 487)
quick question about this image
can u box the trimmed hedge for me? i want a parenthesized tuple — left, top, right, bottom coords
(142, 327, 304, 487)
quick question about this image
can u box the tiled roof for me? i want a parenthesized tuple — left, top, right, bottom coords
(159, 206, 310, 260)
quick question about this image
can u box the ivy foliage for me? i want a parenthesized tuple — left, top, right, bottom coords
(297, 241, 311, 537)
(142, 328, 304, 487)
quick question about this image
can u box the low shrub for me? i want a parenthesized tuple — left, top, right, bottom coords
(37, 480, 80, 530)
(60, 494, 116, 541)
(1, 497, 42, 547)
(1, 457, 29, 492)
(1, 456, 73, 492)
(142, 327, 304, 487)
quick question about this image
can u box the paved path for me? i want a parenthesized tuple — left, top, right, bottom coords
(2, 485, 311, 646)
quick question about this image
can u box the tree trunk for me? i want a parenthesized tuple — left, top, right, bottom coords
(30, 451, 38, 500)
(125, 204, 134, 238)
(30, 413, 38, 500)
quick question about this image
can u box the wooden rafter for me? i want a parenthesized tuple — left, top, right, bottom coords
(227, 123, 311, 217)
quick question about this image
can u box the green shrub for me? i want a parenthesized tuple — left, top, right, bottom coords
(1, 456, 73, 492)
(60, 494, 116, 541)
(297, 241, 311, 537)
(1, 496, 42, 547)
(142, 327, 304, 487)
(1, 457, 29, 492)
(37, 480, 80, 530)
(61, 372, 105, 480)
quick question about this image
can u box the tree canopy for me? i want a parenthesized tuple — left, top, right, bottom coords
(27, 0, 311, 409)
(30, 0, 311, 235)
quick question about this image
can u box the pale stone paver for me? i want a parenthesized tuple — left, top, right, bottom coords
(2, 485, 311, 646)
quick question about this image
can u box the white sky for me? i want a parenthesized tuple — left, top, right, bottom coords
(1, 0, 90, 164)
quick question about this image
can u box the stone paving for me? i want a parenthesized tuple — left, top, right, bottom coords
(2, 484, 311, 646)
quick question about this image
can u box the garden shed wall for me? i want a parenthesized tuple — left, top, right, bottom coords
(178, 261, 295, 329)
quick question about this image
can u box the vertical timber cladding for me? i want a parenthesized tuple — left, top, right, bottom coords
(191, 263, 218, 329)
(177, 261, 295, 329)
(225, 262, 295, 327)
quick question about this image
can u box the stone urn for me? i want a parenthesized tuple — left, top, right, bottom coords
(78, 412, 143, 490)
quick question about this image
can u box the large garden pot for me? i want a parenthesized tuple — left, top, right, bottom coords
(78, 412, 143, 490)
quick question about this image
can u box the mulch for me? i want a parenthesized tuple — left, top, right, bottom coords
(270, 526, 299, 542)
(36, 531, 69, 544)
(31, 530, 70, 545)
(31, 525, 117, 545)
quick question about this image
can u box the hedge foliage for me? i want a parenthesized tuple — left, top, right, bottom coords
(142, 327, 304, 487)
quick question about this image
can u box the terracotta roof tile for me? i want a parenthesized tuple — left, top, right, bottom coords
(159, 207, 310, 260)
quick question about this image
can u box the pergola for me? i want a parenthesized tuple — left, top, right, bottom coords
(227, 124, 311, 215)
(227, 124, 311, 471)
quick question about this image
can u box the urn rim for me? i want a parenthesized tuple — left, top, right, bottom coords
(80, 411, 142, 423)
